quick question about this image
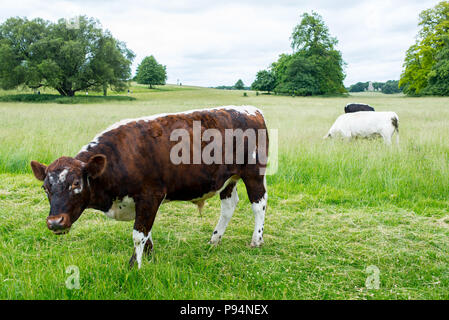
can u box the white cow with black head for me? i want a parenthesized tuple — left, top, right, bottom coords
(324, 111, 399, 145)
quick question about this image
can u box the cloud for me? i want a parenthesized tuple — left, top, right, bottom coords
(0, 0, 442, 86)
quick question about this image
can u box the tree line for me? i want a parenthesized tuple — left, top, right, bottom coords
(348, 81, 402, 94)
(0, 1, 448, 97)
(0, 16, 166, 96)
(251, 1, 449, 97)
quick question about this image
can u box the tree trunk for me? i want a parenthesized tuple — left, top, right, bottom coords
(56, 87, 75, 96)
(103, 84, 108, 96)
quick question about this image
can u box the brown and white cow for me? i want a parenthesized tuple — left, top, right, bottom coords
(30, 106, 269, 268)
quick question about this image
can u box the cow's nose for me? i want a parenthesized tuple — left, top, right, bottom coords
(47, 216, 64, 230)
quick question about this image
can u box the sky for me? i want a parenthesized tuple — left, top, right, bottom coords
(0, 0, 443, 87)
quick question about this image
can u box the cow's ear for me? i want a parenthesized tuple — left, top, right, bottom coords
(86, 154, 107, 179)
(30, 161, 47, 181)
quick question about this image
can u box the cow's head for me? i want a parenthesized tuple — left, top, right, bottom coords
(30, 155, 107, 235)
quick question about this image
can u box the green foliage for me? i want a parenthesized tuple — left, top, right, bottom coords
(256, 12, 346, 96)
(251, 70, 276, 92)
(0, 93, 135, 104)
(426, 37, 449, 95)
(400, 1, 449, 96)
(349, 81, 402, 94)
(382, 80, 401, 94)
(290, 11, 338, 53)
(135, 55, 167, 88)
(234, 79, 245, 90)
(0, 16, 134, 96)
(348, 82, 369, 93)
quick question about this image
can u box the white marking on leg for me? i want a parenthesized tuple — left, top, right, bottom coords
(251, 192, 267, 248)
(133, 229, 152, 269)
(210, 185, 239, 245)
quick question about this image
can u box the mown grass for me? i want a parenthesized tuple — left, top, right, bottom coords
(0, 85, 448, 299)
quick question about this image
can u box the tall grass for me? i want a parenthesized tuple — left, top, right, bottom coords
(1, 86, 449, 299)
(1, 86, 447, 215)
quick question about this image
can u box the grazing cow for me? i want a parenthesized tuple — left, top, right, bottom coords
(324, 111, 399, 145)
(30, 106, 269, 268)
(344, 103, 375, 113)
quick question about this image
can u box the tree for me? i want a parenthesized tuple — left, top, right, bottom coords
(267, 12, 345, 96)
(399, 1, 449, 95)
(0, 16, 134, 96)
(234, 79, 245, 90)
(251, 70, 276, 92)
(290, 11, 338, 53)
(426, 36, 449, 95)
(349, 82, 368, 92)
(382, 80, 402, 94)
(135, 55, 167, 88)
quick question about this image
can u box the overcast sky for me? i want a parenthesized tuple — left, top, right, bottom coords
(0, 0, 442, 87)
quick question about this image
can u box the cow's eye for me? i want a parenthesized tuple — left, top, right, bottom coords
(72, 181, 80, 188)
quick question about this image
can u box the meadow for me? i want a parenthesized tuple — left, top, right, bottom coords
(0, 85, 448, 299)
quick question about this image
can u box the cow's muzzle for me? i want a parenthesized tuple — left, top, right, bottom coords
(47, 213, 71, 235)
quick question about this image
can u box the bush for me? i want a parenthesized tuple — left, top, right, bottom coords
(0, 94, 136, 104)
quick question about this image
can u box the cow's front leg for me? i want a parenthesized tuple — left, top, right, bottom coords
(129, 194, 164, 269)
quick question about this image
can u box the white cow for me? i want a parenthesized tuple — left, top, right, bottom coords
(324, 111, 399, 145)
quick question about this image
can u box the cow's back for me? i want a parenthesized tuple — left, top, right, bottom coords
(76, 106, 268, 202)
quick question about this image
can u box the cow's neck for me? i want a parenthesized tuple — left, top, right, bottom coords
(75, 150, 118, 212)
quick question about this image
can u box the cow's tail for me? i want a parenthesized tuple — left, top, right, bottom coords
(391, 116, 399, 145)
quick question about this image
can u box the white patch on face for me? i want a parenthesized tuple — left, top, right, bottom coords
(105, 196, 136, 221)
(49, 174, 57, 185)
(59, 169, 69, 183)
(78, 106, 264, 153)
(133, 229, 152, 269)
(251, 192, 267, 248)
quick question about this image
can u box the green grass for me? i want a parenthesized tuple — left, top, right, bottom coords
(0, 85, 448, 299)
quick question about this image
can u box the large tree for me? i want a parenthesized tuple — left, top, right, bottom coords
(267, 12, 345, 96)
(399, 1, 449, 95)
(135, 55, 167, 88)
(0, 16, 134, 96)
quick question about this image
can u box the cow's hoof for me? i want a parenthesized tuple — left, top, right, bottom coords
(144, 241, 153, 255)
(250, 238, 264, 248)
(209, 234, 222, 245)
(129, 253, 137, 269)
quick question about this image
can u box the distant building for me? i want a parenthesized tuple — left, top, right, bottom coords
(367, 81, 374, 92)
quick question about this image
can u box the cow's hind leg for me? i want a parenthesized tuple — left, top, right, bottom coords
(210, 182, 239, 245)
(242, 174, 267, 248)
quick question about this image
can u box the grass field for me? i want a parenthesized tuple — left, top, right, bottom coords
(0, 85, 448, 299)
